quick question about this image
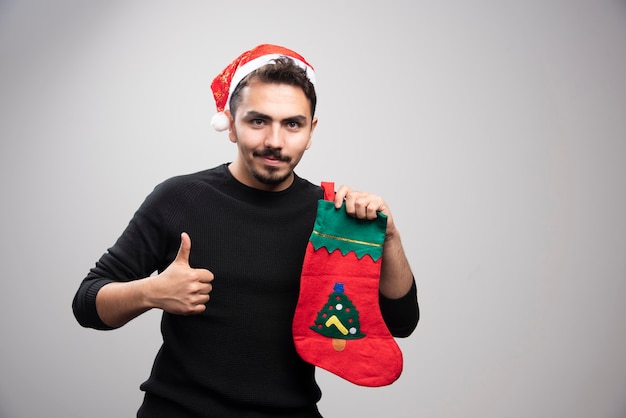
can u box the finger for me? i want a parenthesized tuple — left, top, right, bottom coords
(355, 194, 376, 219)
(366, 203, 379, 220)
(351, 193, 382, 220)
(362, 196, 384, 220)
(345, 190, 366, 217)
(174, 232, 192, 265)
(354, 196, 369, 219)
(343, 194, 356, 215)
(188, 304, 207, 315)
(334, 185, 351, 208)
(198, 270, 214, 283)
(191, 291, 211, 312)
(196, 282, 213, 295)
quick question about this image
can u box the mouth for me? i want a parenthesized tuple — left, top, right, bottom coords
(254, 149, 291, 166)
(262, 156, 283, 166)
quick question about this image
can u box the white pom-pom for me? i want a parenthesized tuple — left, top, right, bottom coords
(210, 112, 230, 131)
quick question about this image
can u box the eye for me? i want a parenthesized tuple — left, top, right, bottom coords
(286, 121, 301, 130)
(251, 118, 265, 127)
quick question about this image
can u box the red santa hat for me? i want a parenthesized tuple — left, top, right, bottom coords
(210, 44, 316, 131)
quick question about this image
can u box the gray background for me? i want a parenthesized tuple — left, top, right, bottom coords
(1, 1, 626, 417)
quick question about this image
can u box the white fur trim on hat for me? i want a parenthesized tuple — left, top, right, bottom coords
(227, 54, 316, 105)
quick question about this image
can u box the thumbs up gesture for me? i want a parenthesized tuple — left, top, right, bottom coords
(147, 232, 214, 315)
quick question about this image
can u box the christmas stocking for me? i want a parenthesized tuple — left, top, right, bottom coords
(292, 182, 403, 387)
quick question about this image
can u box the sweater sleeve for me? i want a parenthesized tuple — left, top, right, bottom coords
(379, 278, 419, 338)
(72, 180, 178, 330)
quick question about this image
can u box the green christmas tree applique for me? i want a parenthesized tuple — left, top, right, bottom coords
(310, 282, 365, 351)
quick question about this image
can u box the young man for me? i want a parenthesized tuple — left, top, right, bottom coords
(73, 44, 419, 417)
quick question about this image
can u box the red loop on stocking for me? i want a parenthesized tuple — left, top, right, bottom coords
(321, 181, 335, 201)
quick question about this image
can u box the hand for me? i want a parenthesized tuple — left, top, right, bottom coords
(334, 185, 389, 220)
(334, 185, 397, 238)
(334, 186, 414, 299)
(147, 232, 214, 315)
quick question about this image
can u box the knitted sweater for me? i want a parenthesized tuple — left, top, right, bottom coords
(72, 164, 419, 417)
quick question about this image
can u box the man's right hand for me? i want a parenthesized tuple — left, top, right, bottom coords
(146, 232, 214, 315)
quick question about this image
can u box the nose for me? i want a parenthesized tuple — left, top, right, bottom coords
(264, 123, 284, 148)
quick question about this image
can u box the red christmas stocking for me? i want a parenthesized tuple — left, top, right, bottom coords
(293, 182, 403, 387)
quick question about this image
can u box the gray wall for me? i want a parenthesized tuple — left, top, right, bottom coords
(1, 1, 625, 417)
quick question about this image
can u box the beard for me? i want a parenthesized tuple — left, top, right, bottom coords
(250, 165, 292, 185)
(250, 148, 293, 185)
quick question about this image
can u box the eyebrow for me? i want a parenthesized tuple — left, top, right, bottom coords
(244, 111, 308, 125)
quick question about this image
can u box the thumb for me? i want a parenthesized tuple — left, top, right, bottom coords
(175, 232, 191, 265)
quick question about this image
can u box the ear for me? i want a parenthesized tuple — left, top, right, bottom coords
(306, 116, 318, 150)
(225, 109, 236, 143)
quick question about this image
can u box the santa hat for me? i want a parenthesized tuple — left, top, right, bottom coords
(210, 44, 316, 131)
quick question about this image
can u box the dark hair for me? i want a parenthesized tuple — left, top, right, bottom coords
(229, 56, 317, 120)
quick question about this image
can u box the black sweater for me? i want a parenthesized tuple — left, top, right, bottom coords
(72, 164, 419, 417)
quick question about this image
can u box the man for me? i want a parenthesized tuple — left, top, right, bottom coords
(73, 44, 419, 417)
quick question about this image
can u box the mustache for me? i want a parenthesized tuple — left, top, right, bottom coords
(254, 148, 291, 162)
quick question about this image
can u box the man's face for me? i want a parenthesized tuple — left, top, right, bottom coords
(227, 79, 317, 191)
